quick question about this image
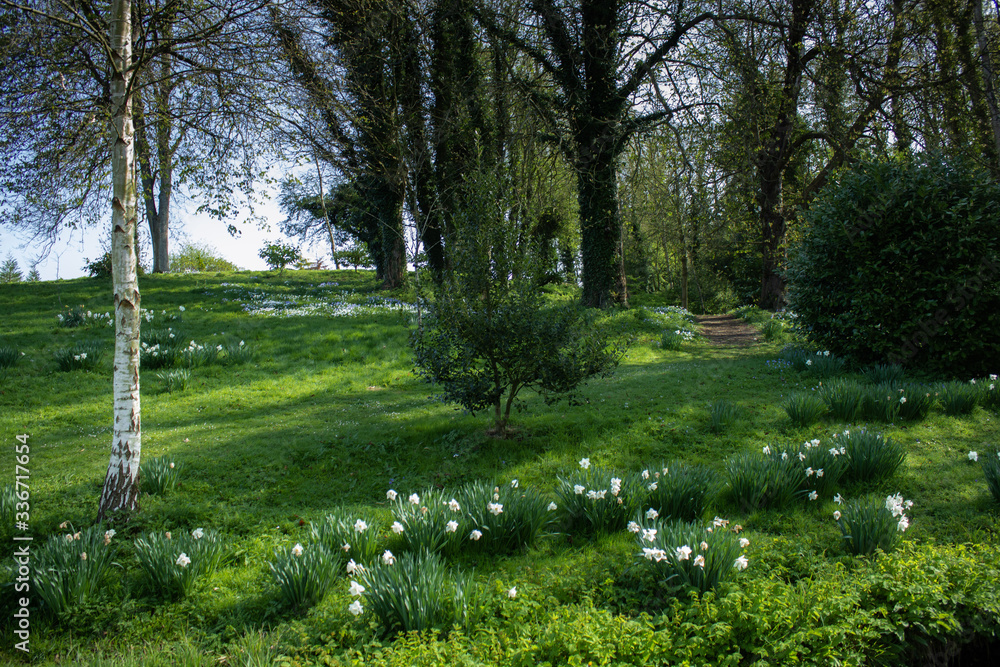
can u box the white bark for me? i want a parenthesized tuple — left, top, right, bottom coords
(98, 0, 142, 520)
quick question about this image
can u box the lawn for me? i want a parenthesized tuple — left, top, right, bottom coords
(1, 270, 999, 666)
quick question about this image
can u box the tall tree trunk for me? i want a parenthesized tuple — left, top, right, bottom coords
(99, 0, 141, 521)
(315, 156, 339, 269)
(974, 0, 1000, 165)
(577, 150, 626, 309)
(758, 167, 786, 310)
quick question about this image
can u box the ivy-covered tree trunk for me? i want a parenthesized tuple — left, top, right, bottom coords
(99, 0, 142, 521)
(758, 169, 786, 311)
(577, 151, 626, 309)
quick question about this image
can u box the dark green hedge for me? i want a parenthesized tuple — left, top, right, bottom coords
(787, 154, 1000, 377)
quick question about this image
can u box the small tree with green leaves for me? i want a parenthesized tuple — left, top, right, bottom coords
(411, 179, 628, 436)
(258, 241, 301, 275)
(0, 255, 23, 283)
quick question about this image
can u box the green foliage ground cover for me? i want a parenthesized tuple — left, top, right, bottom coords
(1, 271, 999, 665)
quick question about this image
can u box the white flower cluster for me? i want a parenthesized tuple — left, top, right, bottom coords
(885, 493, 914, 532)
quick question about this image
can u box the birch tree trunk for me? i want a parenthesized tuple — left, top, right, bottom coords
(98, 0, 142, 521)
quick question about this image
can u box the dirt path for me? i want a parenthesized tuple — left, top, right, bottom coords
(695, 314, 761, 347)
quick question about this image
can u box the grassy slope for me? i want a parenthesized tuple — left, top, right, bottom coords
(1, 271, 998, 664)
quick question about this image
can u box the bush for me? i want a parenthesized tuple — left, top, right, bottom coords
(834, 493, 913, 556)
(170, 241, 239, 273)
(259, 241, 301, 274)
(33, 526, 118, 615)
(782, 393, 827, 427)
(411, 195, 628, 435)
(134, 528, 226, 598)
(787, 153, 1000, 377)
(83, 251, 146, 279)
(271, 542, 337, 608)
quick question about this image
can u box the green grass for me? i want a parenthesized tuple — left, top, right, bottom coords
(2, 271, 999, 665)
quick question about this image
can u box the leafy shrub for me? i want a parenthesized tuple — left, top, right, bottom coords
(787, 153, 1000, 376)
(134, 528, 226, 598)
(170, 241, 239, 273)
(835, 429, 906, 484)
(311, 508, 382, 566)
(33, 526, 118, 615)
(981, 448, 1000, 504)
(834, 493, 913, 556)
(259, 241, 301, 274)
(354, 549, 480, 635)
(782, 393, 827, 427)
(709, 399, 742, 433)
(83, 251, 145, 279)
(937, 380, 980, 416)
(411, 207, 628, 435)
(556, 462, 641, 533)
(140, 456, 180, 495)
(726, 447, 805, 511)
(863, 363, 904, 386)
(633, 517, 749, 593)
(270, 542, 336, 608)
(639, 463, 715, 522)
(458, 479, 554, 555)
(53, 341, 105, 371)
(819, 379, 863, 422)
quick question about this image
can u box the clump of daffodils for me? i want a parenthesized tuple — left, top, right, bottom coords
(635, 515, 750, 593)
(834, 493, 913, 556)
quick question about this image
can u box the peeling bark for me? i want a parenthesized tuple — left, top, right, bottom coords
(98, 0, 141, 522)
